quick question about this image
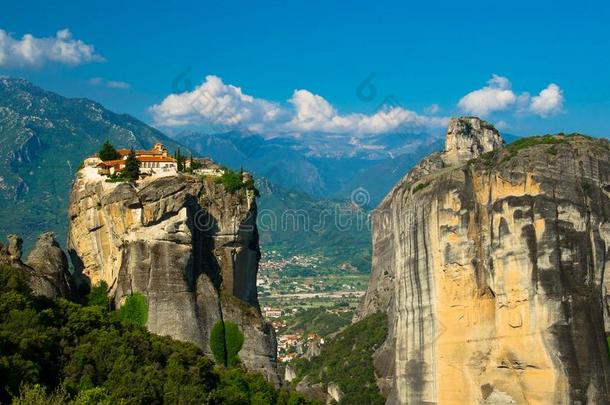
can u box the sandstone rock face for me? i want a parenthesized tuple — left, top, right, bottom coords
(444, 116, 504, 165)
(0, 233, 73, 298)
(26, 232, 73, 297)
(284, 364, 297, 383)
(295, 376, 328, 403)
(358, 117, 610, 404)
(327, 382, 344, 403)
(68, 170, 279, 384)
(7, 235, 22, 258)
(305, 339, 322, 360)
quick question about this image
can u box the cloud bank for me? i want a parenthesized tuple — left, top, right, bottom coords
(0, 28, 103, 67)
(150, 75, 448, 135)
(458, 74, 564, 117)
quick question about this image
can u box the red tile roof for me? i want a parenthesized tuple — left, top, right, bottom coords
(137, 156, 176, 163)
(97, 159, 125, 167)
(96, 144, 175, 167)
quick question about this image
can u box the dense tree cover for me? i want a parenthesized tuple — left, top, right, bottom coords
(0, 266, 315, 404)
(210, 321, 245, 368)
(98, 140, 120, 161)
(280, 306, 353, 338)
(123, 148, 140, 181)
(292, 313, 388, 405)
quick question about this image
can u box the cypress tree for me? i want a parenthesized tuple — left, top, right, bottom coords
(176, 148, 184, 172)
(98, 140, 119, 161)
(123, 148, 140, 181)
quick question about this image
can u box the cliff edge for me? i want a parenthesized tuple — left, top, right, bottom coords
(358, 117, 610, 404)
(68, 167, 279, 384)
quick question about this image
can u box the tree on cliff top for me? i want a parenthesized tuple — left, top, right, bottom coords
(174, 148, 186, 172)
(215, 169, 244, 193)
(98, 140, 119, 161)
(123, 148, 140, 181)
(189, 153, 202, 172)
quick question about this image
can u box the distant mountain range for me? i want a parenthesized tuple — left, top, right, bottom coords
(174, 130, 443, 206)
(0, 77, 186, 249)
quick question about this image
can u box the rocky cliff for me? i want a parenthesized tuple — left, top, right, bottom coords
(68, 168, 279, 384)
(358, 117, 610, 404)
(0, 232, 73, 298)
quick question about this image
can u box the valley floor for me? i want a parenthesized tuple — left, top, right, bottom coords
(257, 245, 369, 365)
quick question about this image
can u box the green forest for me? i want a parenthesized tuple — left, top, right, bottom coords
(291, 313, 388, 405)
(0, 265, 315, 405)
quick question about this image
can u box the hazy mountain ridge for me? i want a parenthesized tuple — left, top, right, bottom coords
(174, 130, 443, 204)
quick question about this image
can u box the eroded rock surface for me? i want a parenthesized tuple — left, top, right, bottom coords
(443, 116, 504, 165)
(0, 232, 73, 298)
(358, 117, 610, 404)
(68, 170, 279, 384)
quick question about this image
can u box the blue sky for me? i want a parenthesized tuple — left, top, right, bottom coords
(1, 0, 609, 136)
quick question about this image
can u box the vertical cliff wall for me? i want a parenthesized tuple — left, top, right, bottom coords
(358, 117, 610, 404)
(68, 169, 279, 384)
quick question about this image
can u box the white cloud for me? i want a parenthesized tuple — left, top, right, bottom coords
(286, 91, 447, 133)
(458, 74, 518, 116)
(0, 28, 103, 67)
(288, 90, 337, 130)
(150, 75, 285, 131)
(89, 77, 131, 89)
(458, 74, 565, 118)
(150, 75, 448, 135)
(529, 83, 563, 117)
